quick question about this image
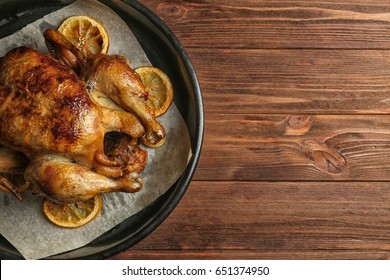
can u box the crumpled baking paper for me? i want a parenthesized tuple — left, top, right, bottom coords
(0, 0, 191, 259)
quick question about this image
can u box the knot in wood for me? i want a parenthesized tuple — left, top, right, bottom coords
(302, 140, 347, 175)
(285, 115, 313, 136)
(157, 2, 187, 20)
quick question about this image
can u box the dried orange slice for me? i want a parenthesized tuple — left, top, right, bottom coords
(43, 195, 102, 228)
(135, 66, 174, 117)
(58, 15, 109, 58)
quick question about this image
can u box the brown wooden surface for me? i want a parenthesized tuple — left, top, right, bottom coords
(111, 0, 390, 260)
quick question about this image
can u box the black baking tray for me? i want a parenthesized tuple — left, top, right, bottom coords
(0, 0, 204, 259)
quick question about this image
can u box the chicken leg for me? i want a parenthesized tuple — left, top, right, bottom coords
(25, 154, 142, 204)
(81, 54, 166, 145)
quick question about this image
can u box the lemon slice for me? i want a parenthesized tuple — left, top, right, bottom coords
(43, 195, 102, 228)
(58, 15, 109, 58)
(135, 66, 174, 117)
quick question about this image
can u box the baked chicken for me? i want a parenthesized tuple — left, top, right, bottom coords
(0, 45, 149, 204)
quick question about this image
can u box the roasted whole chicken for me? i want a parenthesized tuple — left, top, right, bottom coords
(0, 29, 166, 204)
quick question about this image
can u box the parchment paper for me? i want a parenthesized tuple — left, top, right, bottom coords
(0, 0, 191, 259)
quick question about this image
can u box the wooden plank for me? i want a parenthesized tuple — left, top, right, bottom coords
(111, 249, 390, 260)
(189, 48, 390, 114)
(111, 181, 390, 260)
(139, 0, 390, 49)
(190, 49, 390, 114)
(195, 114, 390, 181)
(111, 250, 390, 260)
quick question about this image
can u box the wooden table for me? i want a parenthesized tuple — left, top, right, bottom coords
(111, 0, 390, 260)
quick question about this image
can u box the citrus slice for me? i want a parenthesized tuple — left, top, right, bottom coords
(43, 194, 102, 228)
(58, 15, 109, 58)
(135, 66, 174, 117)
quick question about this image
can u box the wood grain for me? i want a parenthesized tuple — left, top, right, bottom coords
(191, 49, 390, 114)
(109, 0, 390, 260)
(140, 0, 390, 49)
(195, 114, 390, 181)
(112, 181, 390, 260)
